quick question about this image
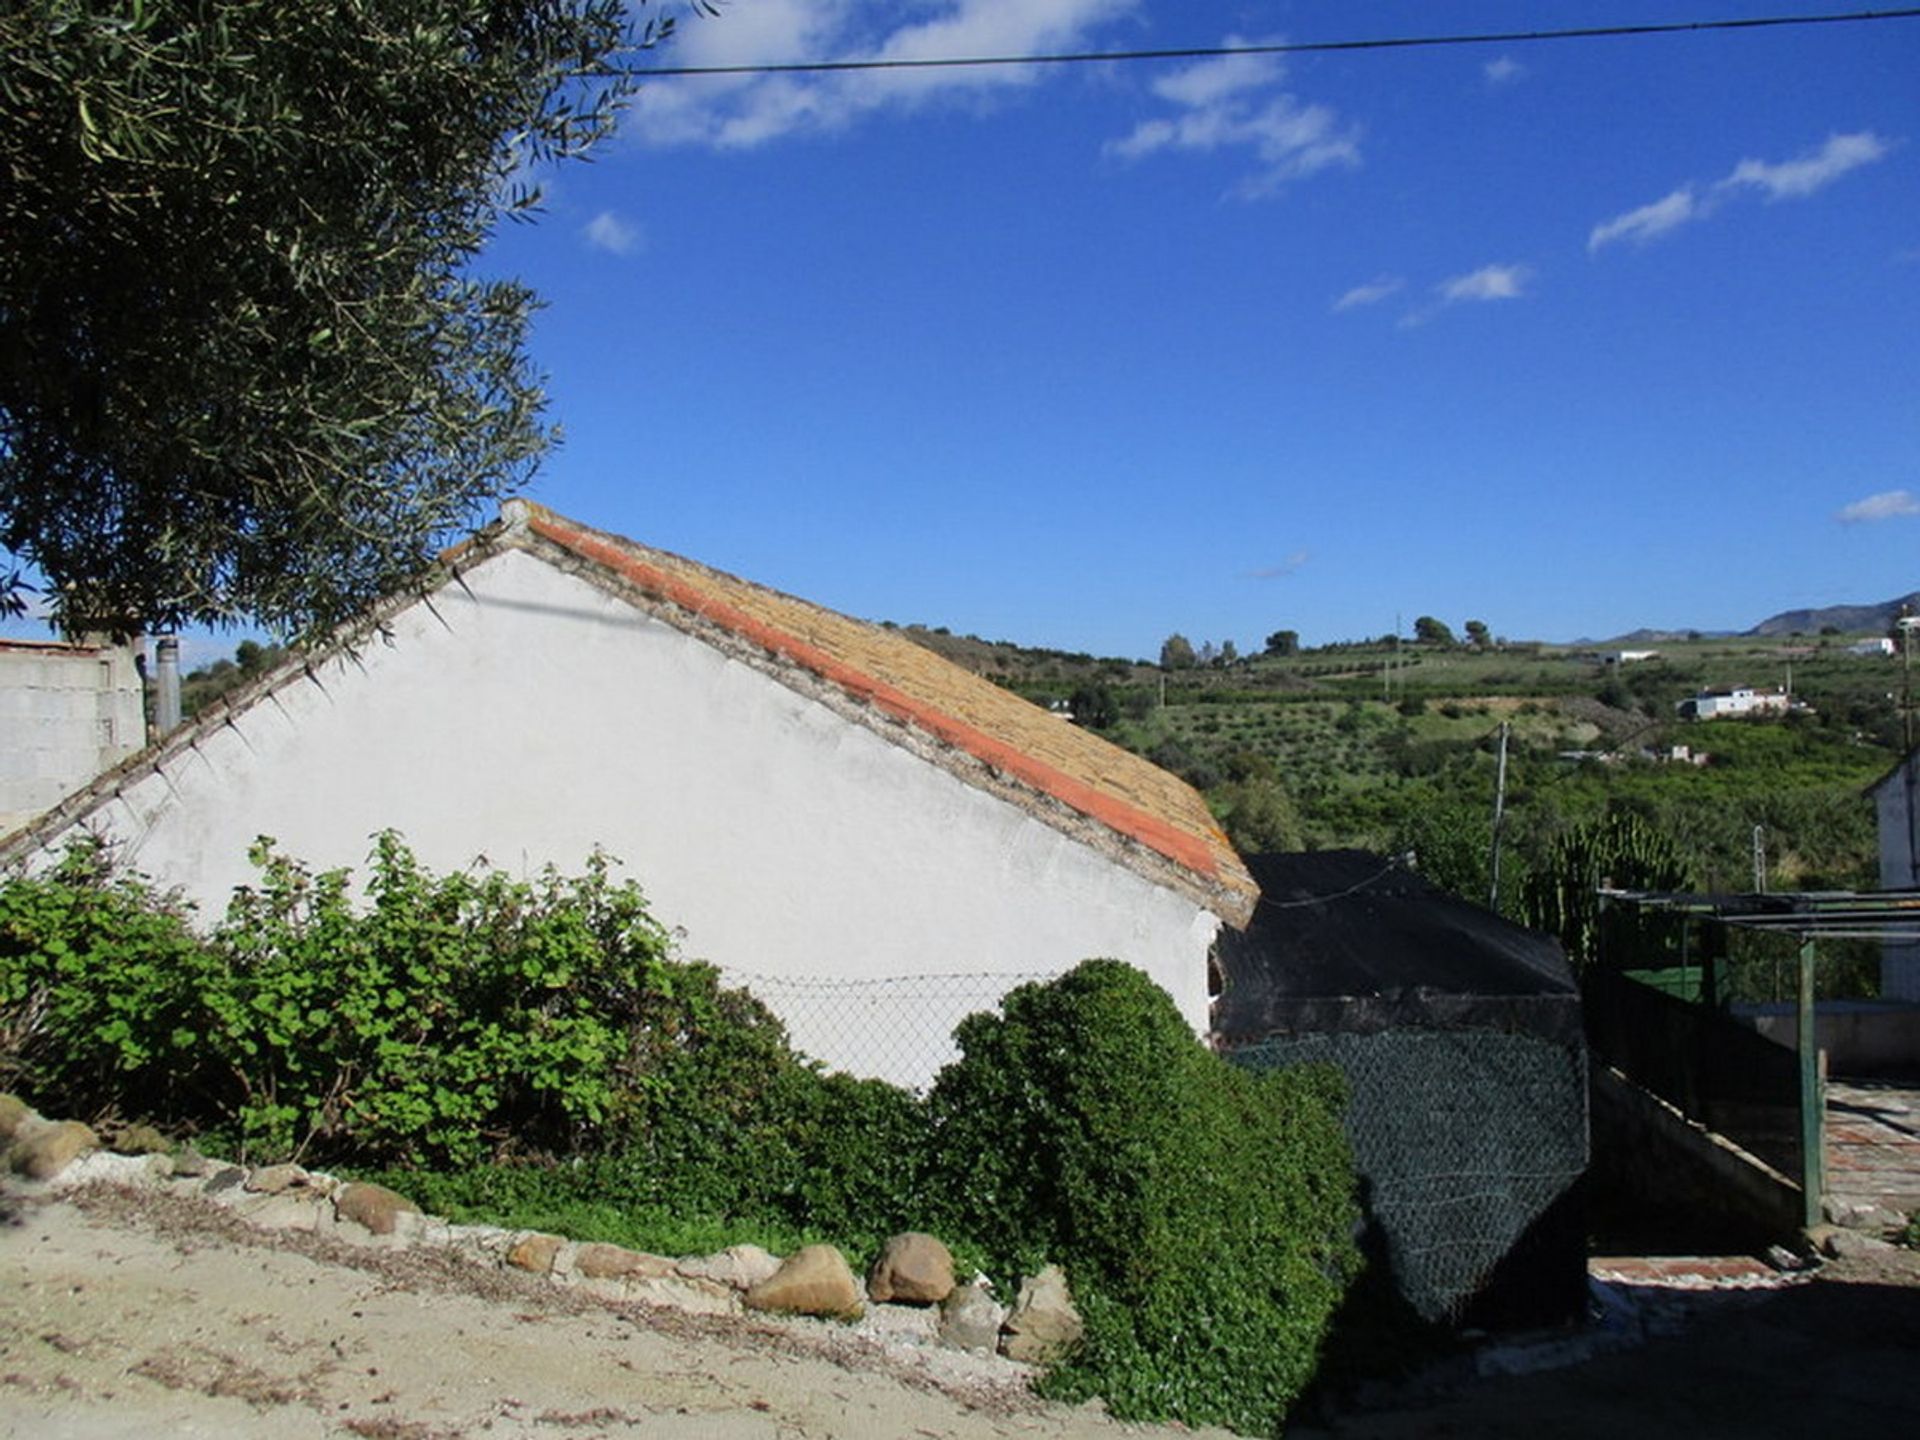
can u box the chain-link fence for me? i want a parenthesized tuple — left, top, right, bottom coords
(1232, 1028, 1588, 1324)
(720, 969, 1053, 1092)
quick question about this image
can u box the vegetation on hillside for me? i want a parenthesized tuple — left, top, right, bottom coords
(908, 622, 1908, 985)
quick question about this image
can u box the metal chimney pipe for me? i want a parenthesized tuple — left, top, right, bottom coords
(155, 635, 181, 734)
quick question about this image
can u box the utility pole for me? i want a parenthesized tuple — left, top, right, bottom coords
(1488, 721, 1511, 910)
(1752, 824, 1767, 894)
(1900, 611, 1917, 752)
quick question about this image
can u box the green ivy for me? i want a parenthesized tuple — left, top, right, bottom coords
(923, 960, 1360, 1435)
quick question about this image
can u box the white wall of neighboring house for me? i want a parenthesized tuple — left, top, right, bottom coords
(0, 640, 145, 837)
(14, 550, 1218, 1087)
(1877, 752, 1920, 1002)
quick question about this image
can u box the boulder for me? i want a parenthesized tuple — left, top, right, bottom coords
(867, 1232, 955, 1305)
(743, 1244, 862, 1319)
(244, 1163, 311, 1194)
(1001, 1264, 1083, 1364)
(6, 1118, 99, 1181)
(334, 1181, 420, 1237)
(678, 1243, 783, 1293)
(0, 1093, 36, 1143)
(938, 1279, 1005, 1355)
(110, 1123, 171, 1156)
(574, 1243, 676, 1282)
(506, 1232, 566, 1275)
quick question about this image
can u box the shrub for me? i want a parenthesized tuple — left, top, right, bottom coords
(924, 961, 1358, 1434)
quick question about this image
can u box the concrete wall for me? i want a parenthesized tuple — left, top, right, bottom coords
(0, 640, 144, 837)
(1738, 1001, 1920, 1079)
(16, 551, 1219, 1087)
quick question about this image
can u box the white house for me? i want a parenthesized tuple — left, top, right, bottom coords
(0, 637, 145, 836)
(1675, 686, 1790, 721)
(1846, 638, 1896, 658)
(1870, 747, 1920, 1002)
(0, 503, 1258, 1087)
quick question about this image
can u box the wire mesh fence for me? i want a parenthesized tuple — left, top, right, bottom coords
(1231, 1028, 1588, 1323)
(719, 969, 1054, 1092)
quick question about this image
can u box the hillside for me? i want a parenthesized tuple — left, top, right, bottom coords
(901, 624, 1906, 995)
(1748, 591, 1920, 637)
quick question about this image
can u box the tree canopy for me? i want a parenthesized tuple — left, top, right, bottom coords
(0, 1, 667, 637)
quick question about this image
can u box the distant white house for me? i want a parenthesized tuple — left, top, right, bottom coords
(1604, 649, 1659, 666)
(0, 503, 1258, 1088)
(1870, 748, 1920, 1002)
(0, 637, 145, 836)
(1846, 638, 1896, 658)
(1675, 686, 1791, 721)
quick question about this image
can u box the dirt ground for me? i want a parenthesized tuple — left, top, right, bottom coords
(4, 1183, 1919, 1440)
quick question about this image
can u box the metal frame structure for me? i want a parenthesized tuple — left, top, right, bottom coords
(1596, 888, 1920, 1227)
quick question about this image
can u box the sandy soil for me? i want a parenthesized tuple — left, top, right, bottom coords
(0, 1184, 1222, 1440)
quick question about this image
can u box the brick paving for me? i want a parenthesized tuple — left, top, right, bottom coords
(1825, 1079, 1920, 1213)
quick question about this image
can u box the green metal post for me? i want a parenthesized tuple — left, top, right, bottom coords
(1797, 937, 1824, 1229)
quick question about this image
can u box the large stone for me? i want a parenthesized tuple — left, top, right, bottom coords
(506, 1232, 566, 1275)
(938, 1279, 1005, 1355)
(867, 1232, 955, 1305)
(629, 1274, 741, 1316)
(678, 1244, 784, 1293)
(743, 1245, 863, 1319)
(245, 1163, 311, 1194)
(110, 1123, 171, 1156)
(0, 1093, 37, 1143)
(6, 1118, 99, 1181)
(574, 1242, 677, 1282)
(334, 1181, 420, 1236)
(1001, 1264, 1083, 1365)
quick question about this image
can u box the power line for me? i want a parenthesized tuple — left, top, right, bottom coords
(629, 8, 1920, 79)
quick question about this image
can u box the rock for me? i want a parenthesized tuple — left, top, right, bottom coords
(1822, 1228, 1898, 1260)
(938, 1279, 1005, 1355)
(201, 1166, 248, 1195)
(6, 1118, 99, 1181)
(170, 1146, 213, 1178)
(48, 1151, 172, 1191)
(334, 1182, 419, 1237)
(0, 1093, 36, 1143)
(743, 1245, 863, 1319)
(245, 1163, 310, 1194)
(236, 1193, 324, 1231)
(1001, 1265, 1083, 1365)
(678, 1244, 784, 1293)
(574, 1243, 676, 1282)
(868, 1232, 955, 1305)
(110, 1123, 171, 1156)
(506, 1232, 566, 1275)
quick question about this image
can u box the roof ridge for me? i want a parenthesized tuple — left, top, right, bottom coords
(514, 505, 1254, 921)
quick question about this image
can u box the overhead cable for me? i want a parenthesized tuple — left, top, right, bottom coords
(630, 8, 1920, 79)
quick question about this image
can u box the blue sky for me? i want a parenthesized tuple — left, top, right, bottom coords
(12, 2, 1919, 664)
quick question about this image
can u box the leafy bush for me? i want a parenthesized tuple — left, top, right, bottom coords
(0, 840, 212, 1116)
(1, 834, 800, 1167)
(924, 960, 1359, 1434)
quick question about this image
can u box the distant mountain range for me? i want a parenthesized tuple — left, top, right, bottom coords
(1746, 591, 1920, 637)
(1585, 592, 1918, 648)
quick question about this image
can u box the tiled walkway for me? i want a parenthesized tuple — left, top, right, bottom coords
(1825, 1079, 1920, 1214)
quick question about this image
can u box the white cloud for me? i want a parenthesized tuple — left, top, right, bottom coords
(629, 0, 1141, 148)
(1437, 263, 1531, 303)
(1588, 186, 1701, 252)
(1248, 551, 1309, 580)
(1589, 130, 1892, 256)
(1720, 131, 1891, 201)
(1332, 275, 1403, 312)
(1836, 489, 1920, 523)
(1483, 55, 1525, 86)
(583, 210, 643, 256)
(1105, 35, 1359, 197)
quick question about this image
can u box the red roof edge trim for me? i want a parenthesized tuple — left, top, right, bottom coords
(526, 512, 1224, 883)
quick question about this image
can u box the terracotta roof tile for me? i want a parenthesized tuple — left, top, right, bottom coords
(502, 502, 1256, 924)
